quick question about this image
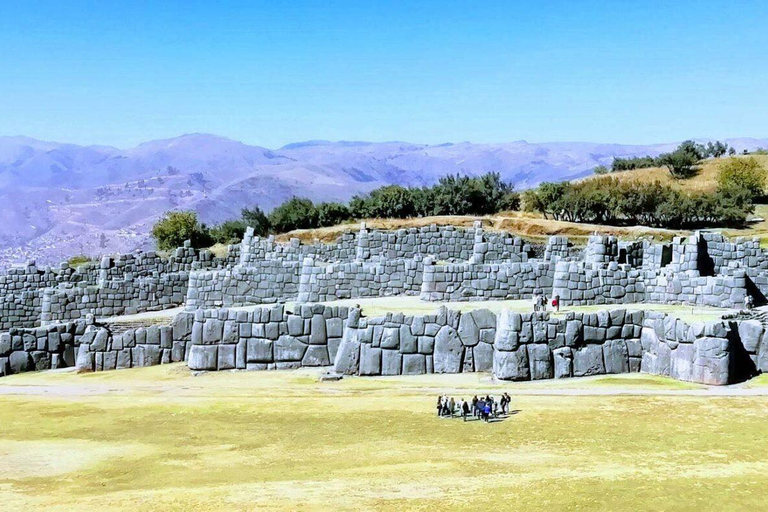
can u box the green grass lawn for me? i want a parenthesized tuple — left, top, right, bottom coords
(1, 365, 767, 511)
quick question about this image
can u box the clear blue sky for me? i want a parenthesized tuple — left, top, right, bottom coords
(1, 1, 766, 149)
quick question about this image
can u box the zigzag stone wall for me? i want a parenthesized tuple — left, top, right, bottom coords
(297, 257, 423, 302)
(420, 260, 554, 302)
(0, 319, 86, 376)
(186, 304, 350, 371)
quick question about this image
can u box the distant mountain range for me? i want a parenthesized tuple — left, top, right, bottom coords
(1, 134, 766, 267)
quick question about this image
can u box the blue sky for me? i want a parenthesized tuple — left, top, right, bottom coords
(1, 1, 766, 148)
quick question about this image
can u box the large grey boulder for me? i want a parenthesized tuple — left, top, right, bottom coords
(494, 310, 520, 351)
(402, 353, 426, 375)
(359, 344, 382, 376)
(527, 344, 553, 380)
(75, 345, 94, 372)
(473, 342, 494, 372)
(457, 313, 479, 346)
(493, 345, 530, 381)
(247, 339, 274, 363)
(381, 349, 402, 375)
(333, 330, 361, 375)
(302, 345, 330, 367)
(603, 340, 629, 374)
(573, 345, 605, 377)
(553, 347, 572, 378)
(188, 345, 218, 371)
(274, 335, 307, 362)
(670, 343, 694, 382)
(380, 327, 400, 349)
(433, 326, 463, 373)
(737, 320, 763, 354)
(133, 345, 162, 367)
(202, 319, 224, 344)
(692, 337, 731, 385)
(218, 345, 236, 370)
(309, 314, 327, 345)
(10, 351, 33, 374)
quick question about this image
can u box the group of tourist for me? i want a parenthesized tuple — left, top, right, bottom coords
(533, 293, 560, 313)
(436, 393, 512, 422)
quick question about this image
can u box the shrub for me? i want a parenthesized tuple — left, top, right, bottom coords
(268, 197, 318, 233)
(317, 202, 351, 227)
(717, 157, 767, 200)
(241, 207, 271, 236)
(151, 211, 213, 250)
(210, 220, 247, 245)
(593, 165, 609, 175)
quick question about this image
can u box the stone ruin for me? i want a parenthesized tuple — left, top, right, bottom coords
(2, 221, 768, 386)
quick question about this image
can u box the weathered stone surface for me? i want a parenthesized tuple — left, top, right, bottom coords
(553, 347, 572, 378)
(399, 326, 417, 353)
(380, 327, 400, 349)
(188, 345, 217, 371)
(302, 345, 330, 366)
(359, 344, 382, 376)
(603, 340, 629, 374)
(670, 343, 694, 382)
(309, 314, 327, 345)
(473, 342, 494, 372)
(274, 335, 307, 362)
(247, 338, 273, 363)
(334, 330, 361, 375)
(573, 345, 605, 377)
(381, 349, 402, 375)
(527, 344, 553, 380)
(493, 345, 529, 381)
(133, 345, 162, 367)
(738, 320, 763, 353)
(202, 319, 224, 344)
(10, 351, 33, 373)
(75, 345, 93, 372)
(433, 326, 463, 373)
(692, 336, 730, 385)
(218, 344, 236, 370)
(402, 353, 426, 375)
(457, 313, 479, 346)
(494, 310, 521, 351)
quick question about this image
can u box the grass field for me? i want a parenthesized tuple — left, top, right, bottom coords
(2, 365, 768, 511)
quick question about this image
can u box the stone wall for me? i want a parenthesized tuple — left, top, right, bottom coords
(74, 315, 192, 373)
(186, 304, 351, 371)
(41, 272, 190, 323)
(0, 319, 85, 376)
(297, 257, 423, 302)
(334, 307, 497, 376)
(0, 290, 44, 330)
(552, 261, 646, 305)
(640, 312, 741, 385)
(420, 260, 553, 302)
(186, 262, 302, 309)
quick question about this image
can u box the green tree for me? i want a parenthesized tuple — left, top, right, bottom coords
(151, 210, 213, 250)
(361, 185, 416, 218)
(241, 206, 271, 236)
(658, 148, 700, 179)
(316, 202, 351, 227)
(268, 197, 319, 233)
(593, 165, 609, 175)
(210, 220, 247, 244)
(717, 157, 767, 200)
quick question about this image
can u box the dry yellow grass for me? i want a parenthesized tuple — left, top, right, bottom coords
(1, 365, 768, 511)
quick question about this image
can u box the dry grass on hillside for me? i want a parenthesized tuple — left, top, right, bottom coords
(276, 212, 684, 246)
(586, 154, 768, 193)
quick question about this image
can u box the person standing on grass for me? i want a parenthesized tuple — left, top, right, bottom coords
(449, 397, 456, 417)
(436, 395, 443, 417)
(483, 402, 492, 422)
(461, 399, 470, 421)
(472, 395, 479, 417)
(533, 293, 539, 312)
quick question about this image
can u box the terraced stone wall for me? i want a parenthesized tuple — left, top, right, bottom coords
(420, 260, 554, 302)
(41, 272, 189, 323)
(334, 307, 497, 376)
(186, 262, 302, 309)
(186, 304, 351, 371)
(297, 258, 423, 302)
(0, 319, 87, 376)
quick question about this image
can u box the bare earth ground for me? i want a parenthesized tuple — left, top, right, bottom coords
(2, 364, 768, 511)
